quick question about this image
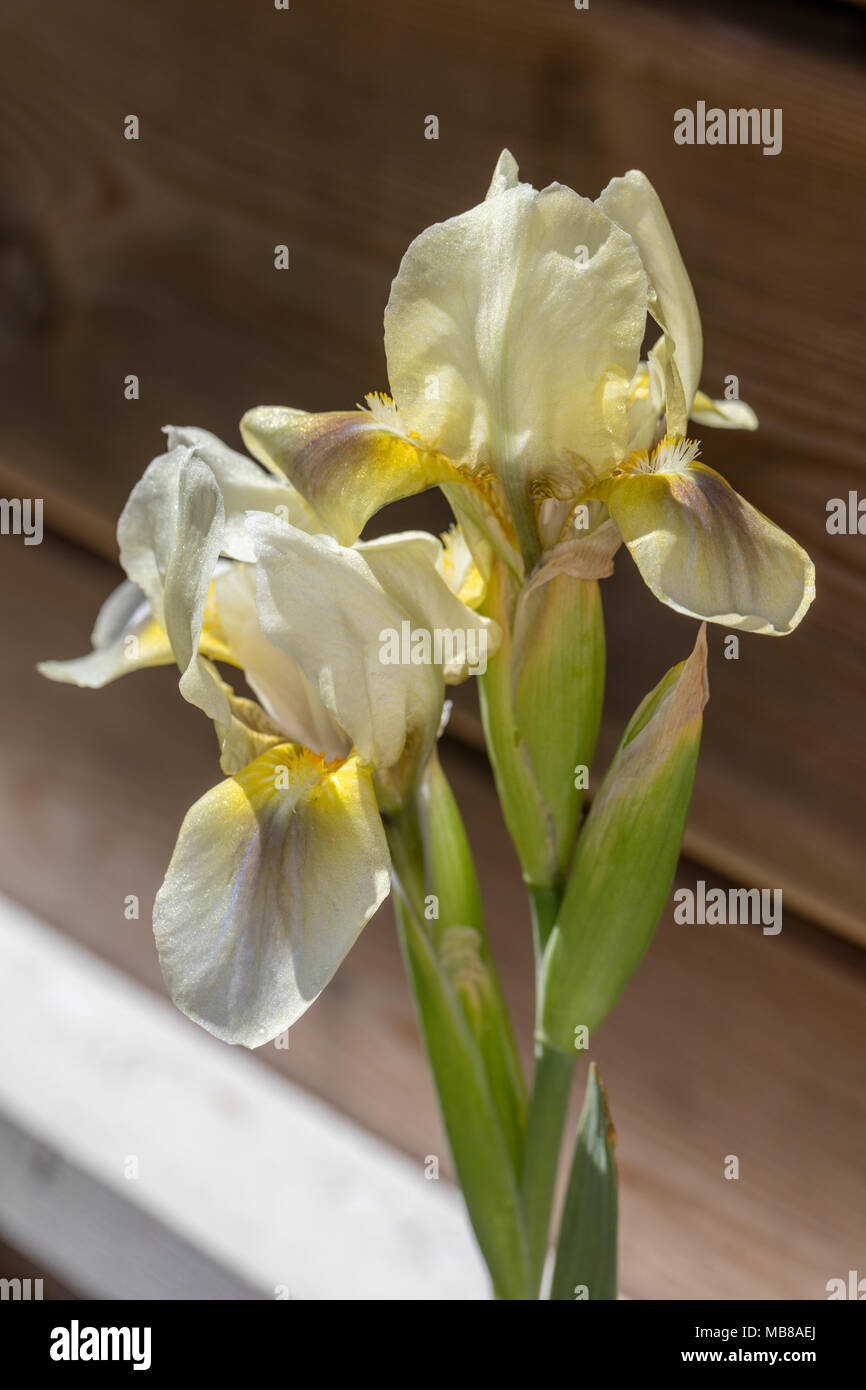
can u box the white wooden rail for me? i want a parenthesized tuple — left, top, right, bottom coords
(0, 895, 486, 1300)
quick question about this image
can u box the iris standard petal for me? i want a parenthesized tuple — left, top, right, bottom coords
(117, 446, 265, 765)
(357, 530, 499, 682)
(384, 158, 648, 534)
(597, 170, 702, 437)
(153, 744, 390, 1047)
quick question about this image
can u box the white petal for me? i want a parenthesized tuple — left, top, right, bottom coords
(166, 425, 322, 557)
(248, 516, 444, 770)
(154, 746, 390, 1046)
(384, 178, 648, 523)
(214, 563, 348, 759)
(485, 149, 521, 200)
(357, 531, 499, 682)
(117, 447, 239, 746)
(598, 171, 702, 436)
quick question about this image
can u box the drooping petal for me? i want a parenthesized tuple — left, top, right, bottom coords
(247, 515, 445, 770)
(597, 171, 702, 437)
(166, 425, 323, 558)
(38, 580, 174, 687)
(153, 744, 390, 1047)
(239, 399, 458, 546)
(690, 391, 759, 431)
(592, 442, 815, 635)
(214, 563, 349, 760)
(384, 156, 648, 539)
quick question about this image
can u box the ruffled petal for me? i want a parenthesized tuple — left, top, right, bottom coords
(384, 155, 648, 528)
(153, 745, 390, 1046)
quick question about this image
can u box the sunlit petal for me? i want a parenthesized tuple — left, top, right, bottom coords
(248, 516, 445, 769)
(357, 530, 499, 682)
(690, 391, 759, 431)
(154, 745, 390, 1047)
(593, 442, 815, 634)
(598, 170, 702, 437)
(384, 153, 648, 532)
(166, 425, 322, 558)
(214, 563, 348, 760)
(240, 399, 457, 546)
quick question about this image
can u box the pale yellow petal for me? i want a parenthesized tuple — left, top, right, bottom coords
(358, 530, 500, 682)
(593, 451, 815, 635)
(598, 171, 702, 436)
(153, 746, 390, 1047)
(214, 563, 348, 760)
(384, 176, 648, 544)
(240, 403, 457, 546)
(690, 391, 759, 431)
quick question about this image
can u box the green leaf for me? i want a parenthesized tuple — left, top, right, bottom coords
(395, 897, 531, 1300)
(550, 1063, 618, 1301)
(539, 625, 708, 1053)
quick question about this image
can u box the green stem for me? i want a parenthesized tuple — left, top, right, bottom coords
(521, 1045, 575, 1295)
(384, 798, 426, 922)
(529, 881, 561, 961)
(520, 883, 574, 1296)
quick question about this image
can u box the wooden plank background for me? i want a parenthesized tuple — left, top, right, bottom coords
(0, 0, 864, 1298)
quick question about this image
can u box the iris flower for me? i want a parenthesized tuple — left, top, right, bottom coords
(40, 434, 496, 1045)
(241, 151, 813, 635)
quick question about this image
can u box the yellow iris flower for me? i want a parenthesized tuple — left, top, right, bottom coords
(240, 151, 813, 635)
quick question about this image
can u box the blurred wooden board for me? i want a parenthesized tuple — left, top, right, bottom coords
(0, 907, 484, 1301)
(0, 0, 863, 941)
(1, 531, 863, 1299)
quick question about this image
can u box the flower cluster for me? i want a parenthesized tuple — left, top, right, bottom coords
(41, 151, 813, 1065)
